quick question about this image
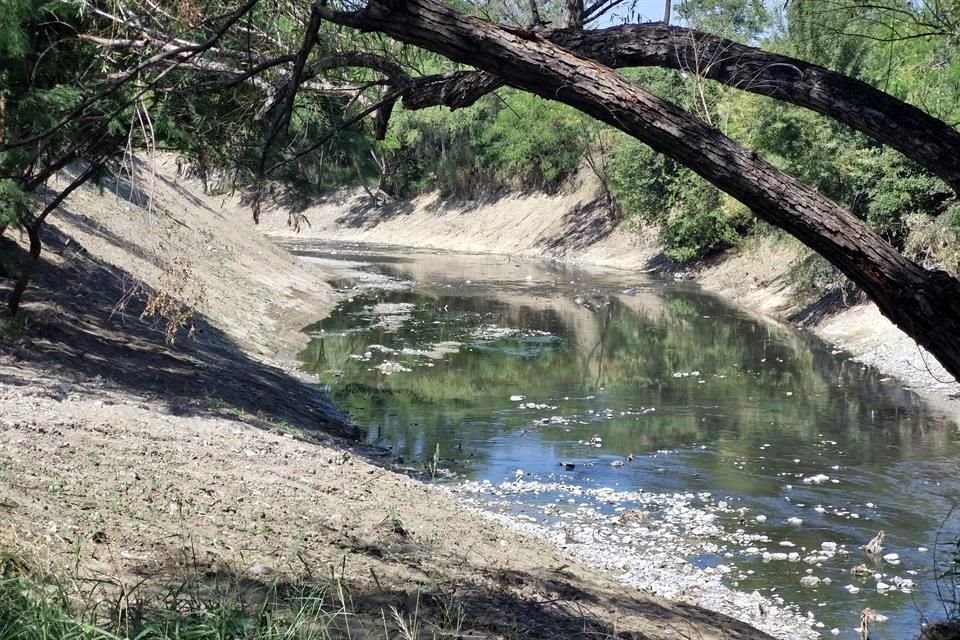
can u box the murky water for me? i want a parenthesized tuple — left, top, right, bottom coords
(294, 242, 960, 639)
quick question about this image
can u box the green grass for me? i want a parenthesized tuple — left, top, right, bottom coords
(0, 310, 29, 342)
(0, 558, 347, 640)
(0, 550, 470, 640)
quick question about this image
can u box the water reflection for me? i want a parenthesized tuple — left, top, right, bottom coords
(296, 244, 960, 638)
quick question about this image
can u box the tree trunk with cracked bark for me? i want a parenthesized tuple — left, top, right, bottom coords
(318, 0, 960, 380)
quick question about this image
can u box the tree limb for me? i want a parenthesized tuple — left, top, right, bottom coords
(316, 0, 960, 379)
(344, 18, 960, 195)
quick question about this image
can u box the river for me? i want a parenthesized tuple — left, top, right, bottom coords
(291, 241, 960, 639)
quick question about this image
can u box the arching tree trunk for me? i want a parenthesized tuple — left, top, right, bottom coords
(7, 223, 41, 317)
(319, 0, 960, 378)
(392, 23, 960, 196)
(5, 162, 101, 316)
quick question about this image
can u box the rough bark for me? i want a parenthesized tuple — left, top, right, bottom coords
(319, 0, 960, 381)
(7, 223, 41, 317)
(83, 0, 960, 195)
(401, 71, 503, 110)
(393, 22, 960, 195)
(6, 163, 101, 316)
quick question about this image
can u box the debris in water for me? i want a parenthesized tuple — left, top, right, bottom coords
(863, 530, 885, 555)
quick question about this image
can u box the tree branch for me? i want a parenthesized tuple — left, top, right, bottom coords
(343, 17, 960, 195)
(314, 0, 960, 381)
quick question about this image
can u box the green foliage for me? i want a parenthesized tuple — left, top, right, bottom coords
(0, 0, 40, 59)
(676, 0, 771, 41)
(659, 173, 737, 261)
(384, 99, 495, 196)
(903, 203, 960, 275)
(0, 180, 32, 227)
(0, 310, 30, 340)
(605, 139, 672, 218)
(383, 91, 590, 196)
(477, 93, 586, 191)
(851, 150, 953, 240)
(607, 136, 749, 261)
(0, 571, 112, 639)
(2, 0, 958, 282)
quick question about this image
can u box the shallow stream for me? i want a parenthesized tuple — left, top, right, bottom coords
(293, 242, 960, 639)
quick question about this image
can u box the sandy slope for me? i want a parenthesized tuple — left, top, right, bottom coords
(258, 178, 661, 271)
(0, 157, 780, 639)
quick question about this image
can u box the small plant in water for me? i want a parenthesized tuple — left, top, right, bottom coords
(424, 443, 441, 479)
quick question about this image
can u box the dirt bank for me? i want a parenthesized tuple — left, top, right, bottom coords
(0, 157, 781, 639)
(259, 177, 661, 271)
(260, 184, 960, 416)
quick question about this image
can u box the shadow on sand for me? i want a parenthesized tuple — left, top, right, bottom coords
(0, 224, 358, 441)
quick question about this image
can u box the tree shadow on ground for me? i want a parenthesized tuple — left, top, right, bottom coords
(104, 544, 775, 640)
(325, 189, 524, 231)
(538, 198, 618, 254)
(787, 281, 864, 326)
(101, 155, 231, 217)
(332, 196, 417, 230)
(49, 203, 169, 272)
(326, 524, 774, 640)
(0, 225, 359, 441)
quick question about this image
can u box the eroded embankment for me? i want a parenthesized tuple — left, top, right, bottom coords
(0, 156, 790, 640)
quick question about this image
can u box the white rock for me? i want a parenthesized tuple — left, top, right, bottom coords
(755, 514, 767, 523)
(821, 542, 837, 552)
(845, 584, 860, 594)
(883, 553, 900, 563)
(800, 576, 821, 588)
(510, 395, 525, 401)
(787, 517, 803, 526)
(876, 581, 892, 592)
